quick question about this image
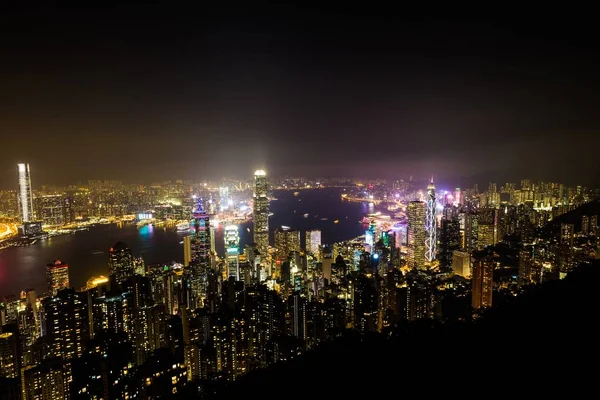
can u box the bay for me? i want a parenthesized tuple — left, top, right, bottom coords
(0, 188, 369, 296)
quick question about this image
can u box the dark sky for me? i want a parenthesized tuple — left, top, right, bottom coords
(1, 4, 599, 187)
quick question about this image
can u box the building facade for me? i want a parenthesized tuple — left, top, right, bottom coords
(108, 242, 135, 285)
(17, 163, 34, 223)
(471, 255, 494, 309)
(407, 201, 427, 269)
(46, 260, 70, 296)
(425, 179, 437, 262)
(253, 170, 269, 258)
(306, 229, 321, 256)
(225, 225, 240, 280)
(274, 227, 301, 262)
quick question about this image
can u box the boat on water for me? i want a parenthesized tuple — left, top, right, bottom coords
(320, 218, 328, 221)
(176, 222, 190, 232)
(303, 213, 309, 218)
(334, 220, 339, 224)
(293, 192, 300, 196)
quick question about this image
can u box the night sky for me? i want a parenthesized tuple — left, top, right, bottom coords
(1, 5, 599, 187)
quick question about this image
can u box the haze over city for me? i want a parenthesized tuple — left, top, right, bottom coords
(1, 5, 599, 187)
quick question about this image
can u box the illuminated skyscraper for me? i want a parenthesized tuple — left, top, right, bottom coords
(183, 235, 192, 267)
(42, 288, 89, 360)
(274, 227, 301, 262)
(108, 242, 134, 285)
(407, 201, 427, 269)
(439, 218, 461, 270)
(191, 198, 211, 267)
(472, 254, 494, 309)
(219, 186, 231, 211)
(453, 187, 462, 206)
(464, 213, 479, 253)
(518, 245, 543, 287)
(46, 260, 70, 296)
(21, 358, 68, 400)
(477, 208, 499, 249)
(253, 170, 269, 257)
(17, 163, 34, 223)
(452, 250, 470, 277)
(0, 331, 19, 378)
(225, 225, 240, 280)
(425, 178, 437, 262)
(189, 198, 211, 308)
(306, 229, 321, 256)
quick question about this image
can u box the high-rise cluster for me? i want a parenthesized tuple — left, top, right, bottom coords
(1, 171, 599, 398)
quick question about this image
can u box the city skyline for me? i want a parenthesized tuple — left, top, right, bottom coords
(2, 162, 597, 192)
(2, 155, 599, 397)
(2, 6, 600, 187)
(2, 5, 600, 397)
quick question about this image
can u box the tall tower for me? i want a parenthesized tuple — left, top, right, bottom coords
(274, 227, 301, 262)
(191, 198, 211, 267)
(108, 242, 134, 285)
(477, 208, 499, 249)
(183, 235, 192, 267)
(407, 201, 427, 269)
(46, 259, 70, 296)
(425, 178, 437, 262)
(306, 229, 322, 256)
(189, 198, 211, 308)
(439, 218, 461, 270)
(225, 225, 240, 280)
(17, 163, 34, 223)
(42, 288, 88, 360)
(253, 170, 269, 257)
(471, 254, 494, 309)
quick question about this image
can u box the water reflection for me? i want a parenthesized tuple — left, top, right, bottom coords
(0, 188, 366, 297)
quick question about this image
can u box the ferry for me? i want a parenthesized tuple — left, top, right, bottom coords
(176, 222, 190, 232)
